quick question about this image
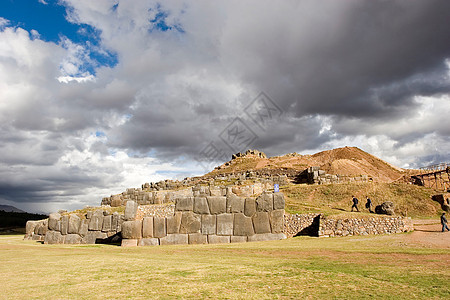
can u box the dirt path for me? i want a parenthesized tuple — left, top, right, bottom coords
(404, 219, 450, 249)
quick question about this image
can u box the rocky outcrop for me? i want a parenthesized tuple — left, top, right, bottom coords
(231, 149, 267, 159)
(431, 194, 450, 212)
(375, 201, 395, 215)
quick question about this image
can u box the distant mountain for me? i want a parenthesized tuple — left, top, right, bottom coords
(0, 205, 25, 213)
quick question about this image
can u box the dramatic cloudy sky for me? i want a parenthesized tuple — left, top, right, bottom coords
(1, 0, 450, 213)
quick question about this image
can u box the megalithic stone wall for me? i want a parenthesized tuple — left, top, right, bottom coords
(120, 191, 287, 246)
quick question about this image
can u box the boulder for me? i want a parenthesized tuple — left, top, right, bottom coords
(244, 198, 257, 217)
(121, 220, 143, 239)
(68, 215, 81, 234)
(124, 201, 138, 220)
(233, 213, 255, 236)
(160, 234, 188, 245)
(216, 213, 233, 236)
(121, 239, 138, 247)
(252, 212, 271, 234)
(25, 220, 40, 238)
(180, 212, 201, 234)
(102, 215, 112, 232)
(231, 236, 247, 243)
(269, 210, 284, 233)
(142, 217, 154, 238)
(138, 238, 159, 246)
(175, 197, 194, 211)
(375, 201, 395, 215)
(44, 230, 64, 244)
(89, 210, 104, 231)
(188, 233, 208, 244)
(193, 197, 210, 214)
(227, 194, 245, 213)
(207, 196, 227, 214)
(48, 213, 61, 231)
(167, 212, 182, 234)
(79, 219, 89, 237)
(256, 192, 273, 212)
(111, 195, 122, 207)
(153, 217, 167, 238)
(64, 234, 82, 244)
(201, 215, 216, 235)
(112, 213, 120, 231)
(207, 235, 230, 244)
(273, 193, 285, 210)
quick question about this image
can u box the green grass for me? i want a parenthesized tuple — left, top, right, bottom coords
(1, 233, 448, 299)
(282, 182, 441, 218)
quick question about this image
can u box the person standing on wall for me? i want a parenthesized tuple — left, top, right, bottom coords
(351, 195, 359, 212)
(365, 196, 374, 213)
(441, 212, 450, 232)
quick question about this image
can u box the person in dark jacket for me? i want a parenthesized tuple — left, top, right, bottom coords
(441, 212, 449, 232)
(365, 196, 374, 213)
(351, 196, 359, 212)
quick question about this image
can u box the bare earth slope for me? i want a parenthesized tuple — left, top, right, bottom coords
(208, 147, 404, 182)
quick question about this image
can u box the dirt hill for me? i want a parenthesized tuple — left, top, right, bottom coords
(208, 147, 404, 183)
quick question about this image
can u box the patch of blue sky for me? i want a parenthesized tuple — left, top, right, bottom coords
(95, 131, 106, 138)
(148, 4, 184, 33)
(0, 0, 117, 74)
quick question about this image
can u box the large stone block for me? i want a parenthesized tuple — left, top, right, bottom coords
(256, 193, 273, 212)
(121, 239, 138, 247)
(60, 215, 69, 235)
(180, 212, 201, 234)
(273, 192, 285, 210)
(193, 197, 210, 214)
(111, 195, 122, 207)
(188, 233, 208, 244)
(79, 219, 89, 237)
(138, 238, 159, 246)
(160, 234, 188, 245)
(231, 236, 247, 243)
(270, 209, 284, 233)
(175, 197, 194, 211)
(247, 233, 286, 242)
(102, 215, 112, 232)
(208, 235, 230, 244)
(227, 194, 245, 213)
(124, 201, 138, 220)
(253, 212, 271, 234)
(89, 210, 104, 231)
(233, 213, 255, 236)
(216, 213, 234, 236)
(121, 220, 143, 239)
(64, 234, 82, 244)
(142, 217, 154, 238)
(201, 214, 216, 235)
(153, 217, 167, 238)
(112, 213, 120, 231)
(167, 212, 182, 234)
(25, 220, 39, 238)
(244, 198, 256, 217)
(68, 215, 81, 234)
(44, 230, 64, 244)
(48, 213, 61, 231)
(207, 196, 226, 214)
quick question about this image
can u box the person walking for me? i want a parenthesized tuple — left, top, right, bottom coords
(441, 212, 450, 232)
(365, 196, 373, 213)
(351, 196, 359, 212)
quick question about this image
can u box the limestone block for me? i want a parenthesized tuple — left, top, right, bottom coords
(117, 215, 125, 232)
(201, 215, 216, 235)
(25, 221, 39, 238)
(124, 201, 138, 221)
(142, 217, 154, 238)
(273, 192, 285, 210)
(167, 212, 182, 234)
(207, 196, 226, 214)
(216, 213, 234, 236)
(180, 212, 201, 234)
(244, 198, 257, 217)
(253, 212, 271, 234)
(270, 210, 284, 233)
(160, 234, 188, 245)
(227, 194, 245, 213)
(121, 239, 138, 247)
(44, 230, 64, 244)
(233, 213, 255, 236)
(102, 215, 112, 232)
(68, 214, 81, 234)
(193, 197, 210, 214)
(64, 234, 82, 244)
(48, 213, 61, 231)
(231, 236, 247, 243)
(188, 233, 208, 244)
(121, 220, 143, 239)
(79, 219, 89, 237)
(248, 233, 286, 242)
(256, 193, 273, 212)
(175, 197, 194, 211)
(153, 217, 167, 238)
(208, 235, 230, 244)
(89, 210, 104, 231)
(111, 195, 122, 207)
(86, 211, 93, 219)
(112, 213, 119, 231)
(209, 186, 222, 196)
(138, 238, 159, 246)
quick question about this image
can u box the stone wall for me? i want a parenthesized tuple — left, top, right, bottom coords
(24, 210, 124, 244)
(120, 191, 286, 246)
(284, 213, 320, 238)
(296, 167, 370, 184)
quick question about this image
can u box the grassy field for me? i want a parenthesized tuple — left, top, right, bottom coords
(1, 232, 448, 299)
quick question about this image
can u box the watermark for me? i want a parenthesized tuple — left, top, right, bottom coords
(195, 92, 283, 173)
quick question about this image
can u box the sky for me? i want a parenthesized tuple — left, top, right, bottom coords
(1, 0, 450, 213)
